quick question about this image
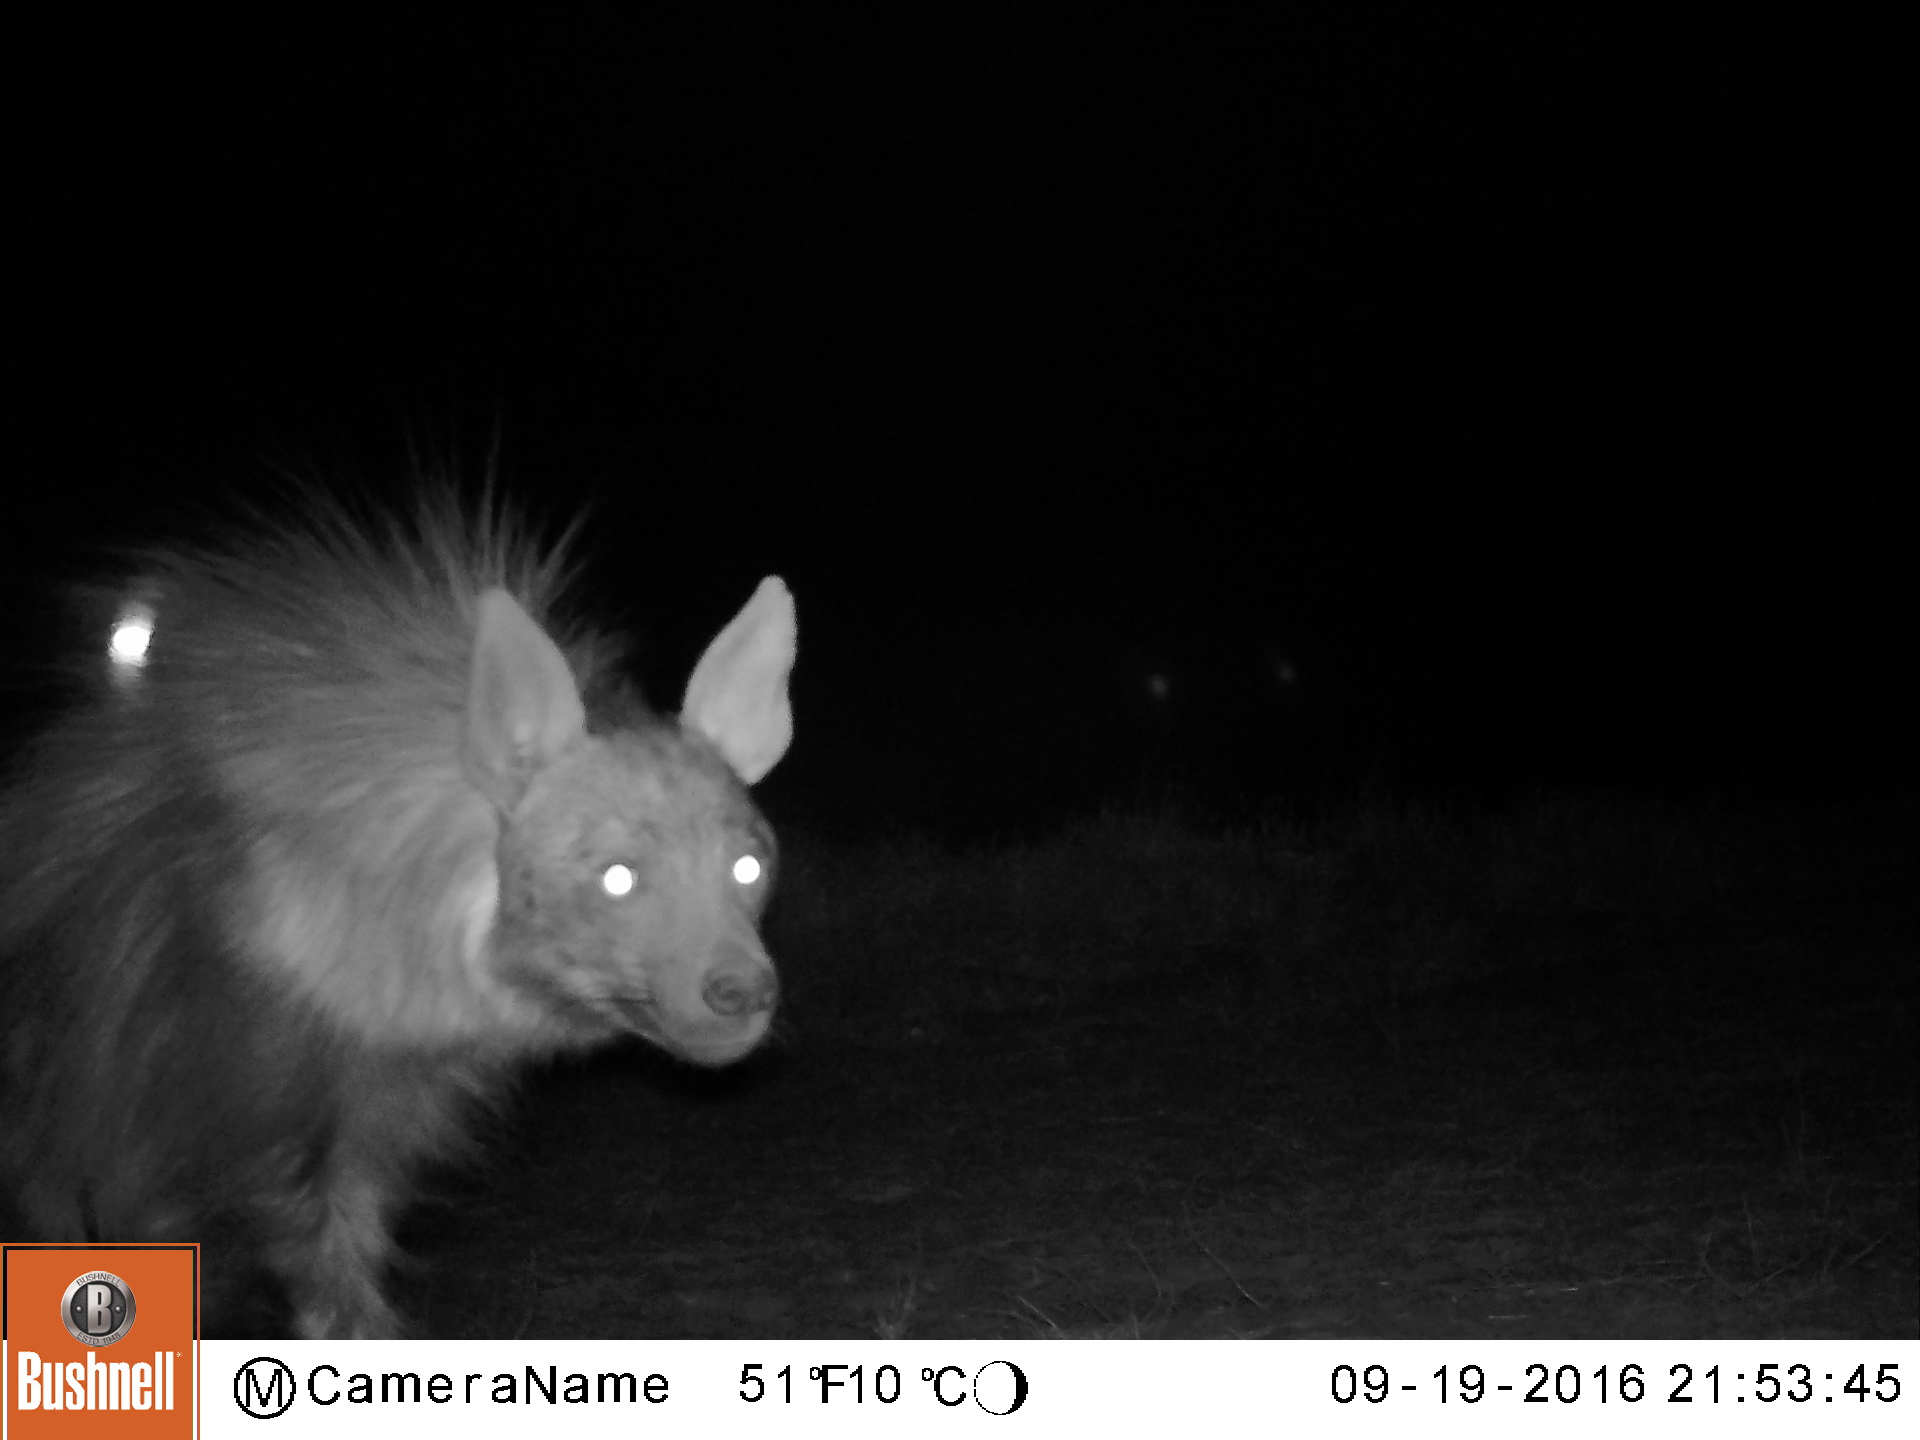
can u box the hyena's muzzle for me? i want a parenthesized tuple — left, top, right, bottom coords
(622, 904, 780, 1068)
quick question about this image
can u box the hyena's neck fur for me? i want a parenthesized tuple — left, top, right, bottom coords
(128, 516, 622, 1055)
(239, 761, 540, 1051)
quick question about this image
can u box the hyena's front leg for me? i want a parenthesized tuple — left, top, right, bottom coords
(275, 1161, 406, 1339)
(271, 1056, 478, 1338)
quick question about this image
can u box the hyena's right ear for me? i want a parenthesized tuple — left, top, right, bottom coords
(464, 587, 587, 810)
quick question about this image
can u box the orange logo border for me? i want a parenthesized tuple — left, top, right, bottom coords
(3, 1244, 198, 1440)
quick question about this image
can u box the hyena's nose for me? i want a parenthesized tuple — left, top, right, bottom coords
(701, 949, 779, 1018)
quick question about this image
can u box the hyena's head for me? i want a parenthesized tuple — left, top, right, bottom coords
(464, 576, 795, 1067)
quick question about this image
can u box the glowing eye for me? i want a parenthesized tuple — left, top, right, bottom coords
(601, 864, 636, 898)
(731, 854, 762, 886)
(108, 604, 155, 671)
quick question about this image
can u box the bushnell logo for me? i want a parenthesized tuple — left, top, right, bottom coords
(61, 1271, 137, 1347)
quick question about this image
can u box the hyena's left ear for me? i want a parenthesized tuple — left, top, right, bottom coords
(680, 576, 795, 785)
(464, 587, 588, 810)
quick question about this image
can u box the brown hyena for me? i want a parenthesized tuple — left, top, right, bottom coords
(0, 488, 795, 1337)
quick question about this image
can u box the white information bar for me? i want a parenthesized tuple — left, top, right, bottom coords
(184, 1339, 1920, 1438)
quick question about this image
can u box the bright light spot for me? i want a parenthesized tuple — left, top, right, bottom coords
(601, 863, 636, 897)
(1146, 672, 1171, 701)
(108, 604, 155, 670)
(731, 854, 762, 886)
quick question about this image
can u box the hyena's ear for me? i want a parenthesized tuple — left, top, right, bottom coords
(464, 587, 587, 810)
(680, 576, 796, 785)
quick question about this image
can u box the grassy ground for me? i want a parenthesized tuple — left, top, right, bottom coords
(407, 791, 1916, 1339)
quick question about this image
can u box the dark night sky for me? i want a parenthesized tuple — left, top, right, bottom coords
(6, 17, 1903, 835)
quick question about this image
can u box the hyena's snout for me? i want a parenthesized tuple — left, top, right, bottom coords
(701, 941, 779, 1019)
(657, 937, 778, 1067)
